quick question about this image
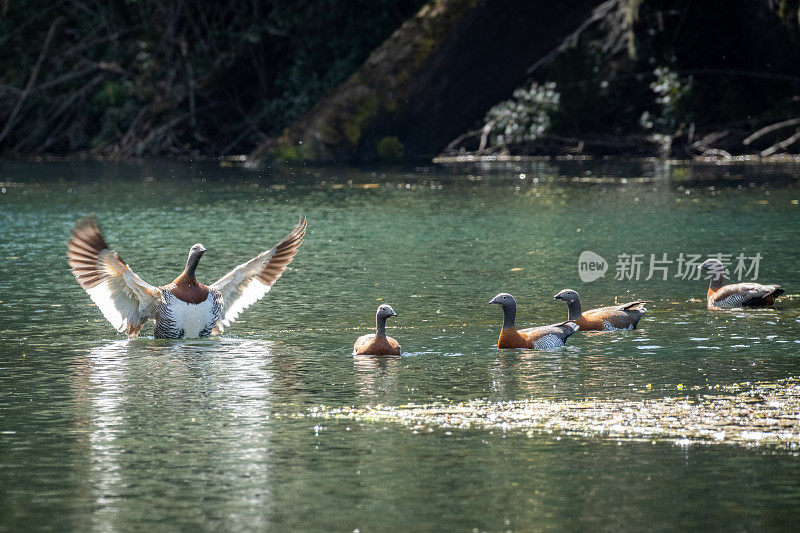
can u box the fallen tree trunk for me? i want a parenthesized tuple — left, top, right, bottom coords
(250, 0, 604, 162)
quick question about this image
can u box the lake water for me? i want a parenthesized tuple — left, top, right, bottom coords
(1, 158, 799, 530)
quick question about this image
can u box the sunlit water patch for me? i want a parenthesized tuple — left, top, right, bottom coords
(299, 378, 800, 450)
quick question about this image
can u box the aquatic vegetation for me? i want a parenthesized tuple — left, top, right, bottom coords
(300, 379, 800, 450)
(376, 136, 405, 159)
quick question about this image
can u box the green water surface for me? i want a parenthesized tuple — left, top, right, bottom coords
(1, 159, 799, 530)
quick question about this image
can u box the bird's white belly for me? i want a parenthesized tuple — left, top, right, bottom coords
(168, 295, 215, 337)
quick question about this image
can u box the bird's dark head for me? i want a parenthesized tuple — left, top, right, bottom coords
(489, 293, 516, 308)
(553, 289, 580, 303)
(699, 258, 722, 271)
(185, 243, 206, 276)
(490, 293, 517, 329)
(700, 258, 725, 281)
(377, 304, 398, 320)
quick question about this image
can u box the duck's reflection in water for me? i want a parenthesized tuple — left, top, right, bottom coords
(80, 338, 275, 529)
(353, 355, 401, 400)
(487, 346, 586, 399)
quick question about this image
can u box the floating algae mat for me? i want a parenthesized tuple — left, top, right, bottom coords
(301, 379, 800, 449)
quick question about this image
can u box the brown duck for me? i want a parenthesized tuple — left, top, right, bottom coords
(489, 293, 578, 349)
(67, 217, 306, 338)
(553, 289, 647, 330)
(353, 305, 401, 356)
(700, 258, 785, 308)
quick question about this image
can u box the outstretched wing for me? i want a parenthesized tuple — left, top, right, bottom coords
(210, 217, 307, 332)
(67, 219, 161, 336)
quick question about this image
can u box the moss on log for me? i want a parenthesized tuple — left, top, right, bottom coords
(251, 0, 603, 162)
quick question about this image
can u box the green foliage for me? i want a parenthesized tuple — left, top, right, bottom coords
(343, 94, 379, 146)
(376, 136, 404, 159)
(0, 0, 424, 156)
(476, 0, 800, 155)
(774, 0, 800, 28)
(484, 82, 560, 146)
(639, 67, 692, 134)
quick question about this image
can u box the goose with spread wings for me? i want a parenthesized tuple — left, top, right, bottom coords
(67, 217, 307, 338)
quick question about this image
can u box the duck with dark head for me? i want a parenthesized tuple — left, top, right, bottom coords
(489, 293, 578, 349)
(553, 289, 647, 331)
(699, 258, 785, 308)
(353, 304, 402, 356)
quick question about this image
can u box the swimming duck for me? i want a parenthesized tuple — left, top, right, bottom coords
(353, 305, 401, 356)
(553, 289, 647, 330)
(67, 217, 307, 338)
(699, 258, 784, 308)
(489, 293, 578, 349)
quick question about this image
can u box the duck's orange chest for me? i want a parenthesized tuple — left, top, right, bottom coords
(166, 276, 210, 304)
(706, 288, 718, 305)
(575, 314, 605, 331)
(498, 328, 531, 349)
(355, 335, 401, 356)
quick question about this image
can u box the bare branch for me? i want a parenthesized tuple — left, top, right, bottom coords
(0, 16, 63, 146)
(696, 148, 732, 160)
(30, 74, 105, 152)
(443, 129, 482, 151)
(527, 0, 621, 75)
(478, 120, 494, 152)
(761, 129, 800, 156)
(743, 117, 800, 145)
